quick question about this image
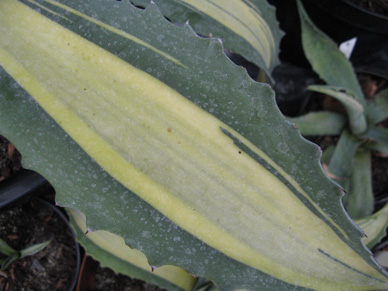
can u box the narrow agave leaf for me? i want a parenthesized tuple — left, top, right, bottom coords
(0, 238, 17, 256)
(0, 0, 387, 289)
(321, 146, 335, 166)
(297, 0, 365, 105)
(367, 89, 388, 125)
(366, 89, 388, 124)
(0, 254, 19, 271)
(68, 208, 197, 291)
(287, 111, 347, 136)
(327, 130, 362, 180)
(343, 150, 374, 220)
(361, 127, 388, 157)
(371, 143, 388, 158)
(356, 203, 388, 249)
(308, 85, 367, 135)
(19, 241, 51, 258)
(131, 0, 283, 78)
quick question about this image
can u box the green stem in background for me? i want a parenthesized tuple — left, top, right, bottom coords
(308, 85, 367, 136)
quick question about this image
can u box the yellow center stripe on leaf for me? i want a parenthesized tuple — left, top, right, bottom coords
(0, 0, 387, 289)
(238, 136, 351, 241)
(179, 0, 274, 68)
(42, 0, 187, 68)
(26, 0, 72, 22)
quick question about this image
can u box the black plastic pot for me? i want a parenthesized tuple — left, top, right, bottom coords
(267, 0, 309, 68)
(0, 170, 80, 291)
(39, 199, 81, 291)
(272, 63, 320, 116)
(0, 170, 47, 209)
(303, 0, 388, 36)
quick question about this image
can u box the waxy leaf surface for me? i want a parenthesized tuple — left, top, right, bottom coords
(0, 0, 387, 289)
(131, 0, 282, 78)
(68, 208, 197, 291)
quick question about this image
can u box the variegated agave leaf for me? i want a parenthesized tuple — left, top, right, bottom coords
(131, 0, 283, 78)
(68, 208, 197, 291)
(0, 0, 387, 290)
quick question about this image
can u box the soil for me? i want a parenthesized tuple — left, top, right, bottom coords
(77, 255, 165, 291)
(0, 198, 78, 291)
(0, 137, 22, 182)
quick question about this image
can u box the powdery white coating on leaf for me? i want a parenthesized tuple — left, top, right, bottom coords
(0, 0, 387, 290)
(131, 0, 283, 76)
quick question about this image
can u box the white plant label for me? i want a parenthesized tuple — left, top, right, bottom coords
(339, 37, 357, 59)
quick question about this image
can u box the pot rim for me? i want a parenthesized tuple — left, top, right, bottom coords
(38, 198, 81, 291)
(306, 0, 388, 34)
(0, 171, 81, 291)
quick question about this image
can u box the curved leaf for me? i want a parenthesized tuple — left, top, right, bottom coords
(19, 240, 51, 258)
(343, 149, 374, 220)
(357, 203, 388, 249)
(0, 238, 17, 256)
(366, 89, 388, 124)
(131, 0, 283, 78)
(0, 0, 387, 289)
(361, 127, 388, 157)
(287, 111, 347, 136)
(68, 208, 197, 291)
(327, 130, 362, 180)
(1, 253, 19, 271)
(371, 142, 388, 158)
(297, 0, 365, 105)
(308, 85, 367, 135)
(321, 146, 335, 166)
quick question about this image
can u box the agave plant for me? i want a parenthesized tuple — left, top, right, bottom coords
(0, 238, 50, 270)
(0, 0, 388, 290)
(289, 1, 388, 224)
